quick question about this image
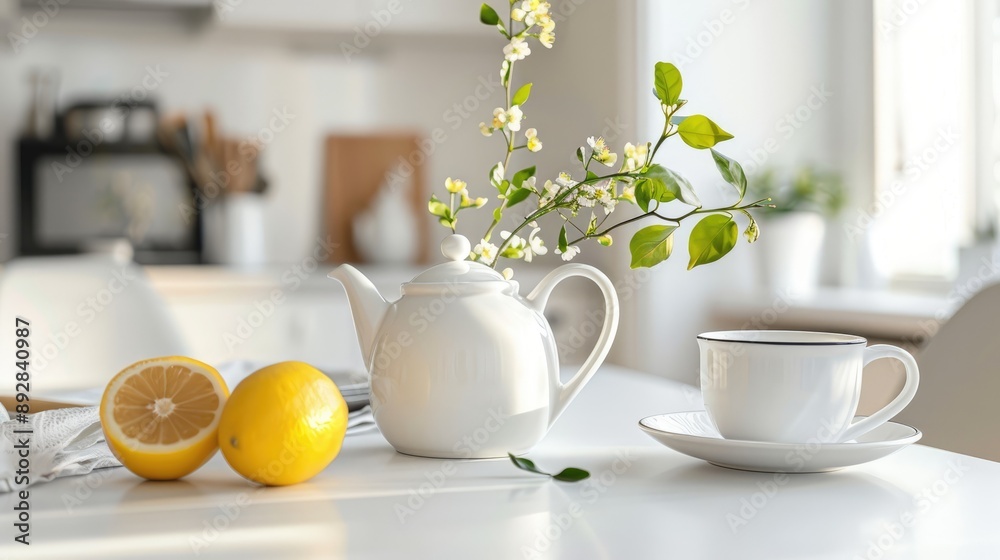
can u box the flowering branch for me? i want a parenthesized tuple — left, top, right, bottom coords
(428, 2, 767, 274)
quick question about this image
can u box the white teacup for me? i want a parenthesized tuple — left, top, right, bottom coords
(698, 330, 919, 444)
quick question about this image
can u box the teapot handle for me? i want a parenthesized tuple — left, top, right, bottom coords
(526, 263, 620, 428)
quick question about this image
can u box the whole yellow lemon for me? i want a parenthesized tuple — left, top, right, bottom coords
(218, 361, 348, 486)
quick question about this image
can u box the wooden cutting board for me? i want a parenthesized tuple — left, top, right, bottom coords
(322, 133, 429, 263)
(1, 396, 84, 413)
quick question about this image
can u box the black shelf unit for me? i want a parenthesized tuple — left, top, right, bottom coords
(17, 137, 204, 264)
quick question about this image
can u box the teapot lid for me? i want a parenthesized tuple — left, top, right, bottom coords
(407, 235, 507, 285)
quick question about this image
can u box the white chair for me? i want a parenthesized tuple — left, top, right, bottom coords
(895, 282, 1000, 462)
(0, 255, 188, 394)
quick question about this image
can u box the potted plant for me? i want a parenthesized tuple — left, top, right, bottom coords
(751, 166, 845, 296)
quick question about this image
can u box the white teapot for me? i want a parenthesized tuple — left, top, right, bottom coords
(329, 234, 619, 458)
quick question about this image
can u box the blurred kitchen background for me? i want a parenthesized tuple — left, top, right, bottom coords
(0, 0, 996, 435)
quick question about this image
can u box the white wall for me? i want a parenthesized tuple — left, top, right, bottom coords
(0, 2, 625, 267)
(0, 10, 376, 263)
(615, 0, 873, 383)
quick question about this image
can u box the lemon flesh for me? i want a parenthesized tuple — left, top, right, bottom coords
(100, 356, 229, 480)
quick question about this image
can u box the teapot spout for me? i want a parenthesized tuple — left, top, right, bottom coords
(328, 264, 388, 371)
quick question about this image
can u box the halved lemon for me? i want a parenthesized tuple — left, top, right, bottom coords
(100, 356, 229, 480)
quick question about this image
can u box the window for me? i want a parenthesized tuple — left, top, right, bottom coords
(872, 0, 980, 281)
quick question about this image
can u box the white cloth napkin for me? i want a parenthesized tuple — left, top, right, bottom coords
(0, 406, 119, 493)
(0, 362, 374, 493)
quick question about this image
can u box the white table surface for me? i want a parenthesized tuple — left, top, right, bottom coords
(4, 366, 1000, 559)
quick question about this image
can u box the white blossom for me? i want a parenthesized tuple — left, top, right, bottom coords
(492, 107, 509, 129)
(445, 177, 466, 194)
(621, 183, 637, 204)
(492, 106, 524, 132)
(556, 245, 581, 261)
(623, 142, 649, 172)
(524, 227, 547, 262)
(539, 13, 555, 32)
(538, 179, 560, 206)
(556, 172, 577, 188)
(588, 136, 617, 167)
(593, 182, 617, 215)
(504, 36, 531, 62)
(461, 192, 488, 208)
(507, 105, 524, 131)
(525, 128, 542, 152)
(500, 230, 527, 259)
(474, 239, 499, 265)
(539, 30, 555, 48)
(518, 0, 550, 27)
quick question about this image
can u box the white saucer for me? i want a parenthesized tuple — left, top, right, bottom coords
(638, 411, 922, 473)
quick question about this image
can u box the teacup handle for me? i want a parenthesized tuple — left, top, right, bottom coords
(839, 345, 920, 442)
(526, 263, 619, 428)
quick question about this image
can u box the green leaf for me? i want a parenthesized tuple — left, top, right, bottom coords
(508, 453, 544, 475)
(644, 165, 701, 208)
(711, 149, 747, 198)
(688, 214, 738, 270)
(512, 83, 532, 106)
(479, 3, 500, 25)
(508, 453, 590, 483)
(438, 217, 455, 229)
(677, 115, 734, 149)
(587, 212, 598, 235)
(499, 179, 511, 196)
(576, 147, 585, 163)
(558, 225, 568, 252)
(512, 166, 536, 189)
(653, 180, 675, 203)
(635, 179, 659, 212)
(552, 468, 591, 482)
(493, 208, 503, 222)
(670, 115, 688, 125)
(658, 168, 700, 207)
(654, 62, 683, 106)
(428, 195, 450, 218)
(744, 214, 760, 243)
(629, 224, 677, 269)
(506, 187, 531, 206)
(586, 170, 599, 182)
